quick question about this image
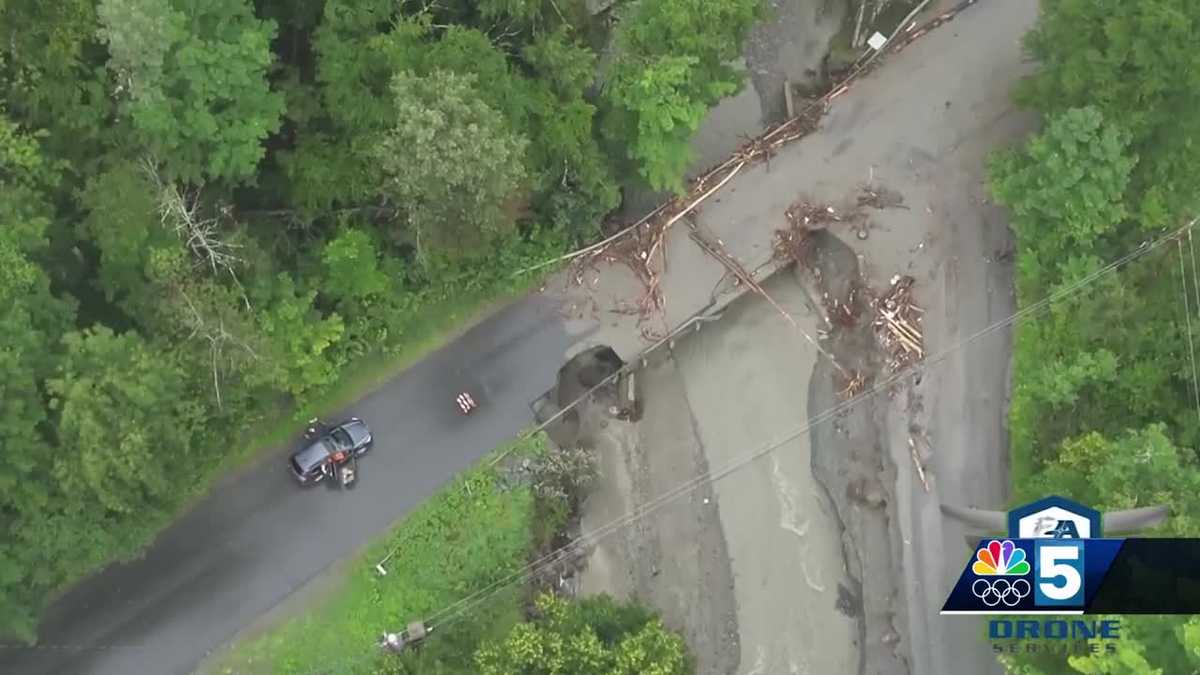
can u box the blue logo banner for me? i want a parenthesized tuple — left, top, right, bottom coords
(942, 538, 1123, 614)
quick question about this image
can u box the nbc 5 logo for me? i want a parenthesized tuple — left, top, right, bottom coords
(1034, 539, 1085, 607)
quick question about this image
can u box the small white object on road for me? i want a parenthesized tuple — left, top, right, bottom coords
(867, 32, 887, 50)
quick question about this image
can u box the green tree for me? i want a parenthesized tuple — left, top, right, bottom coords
(281, 6, 424, 217)
(523, 28, 596, 100)
(0, 114, 74, 499)
(97, 0, 285, 183)
(477, 0, 546, 28)
(0, 112, 75, 634)
(602, 0, 760, 192)
(48, 327, 205, 514)
(0, 0, 653, 641)
(320, 228, 388, 303)
(296, 10, 616, 239)
(78, 160, 173, 302)
(1025, 425, 1200, 532)
(989, 107, 1135, 287)
(377, 69, 528, 259)
(1005, 427, 1200, 675)
(475, 594, 690, 675)
(0, 0, 110, 162)
(604, 55, 731, 192)
(0, 114, 76, 638)
(421, 25, 616, 237)
(253, 273, 346, 402)
(521, 29, 619, 235)
(136, 243, 270, 410)
(1016, 0, 1200, 227)
(1006, 242, 1200, 469)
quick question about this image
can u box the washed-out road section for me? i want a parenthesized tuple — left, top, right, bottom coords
(2, 0, 1036, 671)
(563, 0, 1037, 672)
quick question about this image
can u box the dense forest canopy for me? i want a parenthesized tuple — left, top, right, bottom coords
(6, 0, 1199, 666)
(0, 0, 759, 638)
(995, 0, 1200, 672)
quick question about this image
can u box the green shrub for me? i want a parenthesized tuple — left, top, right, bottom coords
(475, 594, 691, 675)
(217, 437, 542, 675)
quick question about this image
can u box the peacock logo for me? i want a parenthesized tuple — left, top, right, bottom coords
(972, 539, 1030, 576)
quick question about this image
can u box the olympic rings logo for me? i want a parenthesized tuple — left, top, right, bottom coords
(971, 577, 1031, 607)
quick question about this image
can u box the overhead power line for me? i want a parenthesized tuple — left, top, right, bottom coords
(405, 221, 1199, 660)
(15, 222, 1193, 675)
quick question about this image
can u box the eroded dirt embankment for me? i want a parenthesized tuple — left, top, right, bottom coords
(540, 348, 742, 675)
(567, 267, 870, 675)
(803, 230, 912, 675)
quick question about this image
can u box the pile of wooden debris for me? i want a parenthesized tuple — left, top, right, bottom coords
(773, 225, 812, 264)
(599, 221, 670, 341)
(773, 199, 846, 265)
(856, 185, 906, 211)
(786, 201, 844, 231)
(873, 275, 924, 371)
(523, 0, 982, 344)
(838, 370, 867, 399)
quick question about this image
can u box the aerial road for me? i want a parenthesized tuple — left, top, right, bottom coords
(0, 294, 576, 675)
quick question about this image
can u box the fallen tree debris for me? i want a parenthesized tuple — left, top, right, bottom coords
(786, 200, 844, 230)
(873, 275, 924, 371)
(604, 221, 670, 339)
(831, 286, 866, 330)
(908, 436, 931, 492)
(772, 198, 847, 265)
(688, 227, 852, 380)
(857, 185, 907, 210)
(773, 225, 813, 265)
(838, 370, 866, 399)
(516, 0, 982, 339)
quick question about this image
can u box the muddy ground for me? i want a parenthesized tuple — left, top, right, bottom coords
(568, 260, 896, 675)
(803, 232, 910, 675)
(540, 349, 741, 674)
(549, 0, 1038, 673)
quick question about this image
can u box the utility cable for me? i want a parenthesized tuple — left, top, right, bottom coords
(420, 219, 1195, 642)
(1186, 230, 1200, 425)
(1177, 238, 1200, 424)
(15, 222, 1193, 675)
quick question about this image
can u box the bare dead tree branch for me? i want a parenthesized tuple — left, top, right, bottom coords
(851, 0, 868, 48)
(142, 158, 252, 310)
(211, 342, 223, 410)
(488, 19, 522, 46)
(174, 283, 260, 409)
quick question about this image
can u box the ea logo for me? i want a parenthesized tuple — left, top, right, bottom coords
(1043, 519, 1081, 539)
(1018, 508, 1092, 539)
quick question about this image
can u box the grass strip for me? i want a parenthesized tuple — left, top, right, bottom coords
(210, 433, 549, 675)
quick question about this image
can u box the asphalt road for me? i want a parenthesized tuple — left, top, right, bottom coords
(1, 2, 1032, 672)
(0, 294, 577, 675)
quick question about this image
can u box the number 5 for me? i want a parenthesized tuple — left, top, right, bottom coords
(1038, 545, 1082, 601)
